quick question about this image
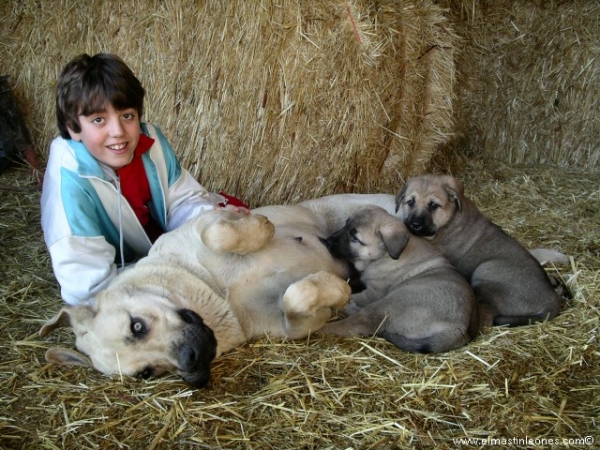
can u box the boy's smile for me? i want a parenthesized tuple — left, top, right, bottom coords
(68, 104, 141, 170)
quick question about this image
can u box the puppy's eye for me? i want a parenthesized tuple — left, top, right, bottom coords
(130, 318, 147, 336)
(406, 198, 415, 208)
(349, 229, 363, 244)
(429, 202, 440, 211)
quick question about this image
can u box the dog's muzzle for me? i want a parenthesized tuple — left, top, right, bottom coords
(320, 236, 339, 256)
(321, 228, 350, 259)
(405, 214, 435, 237)
(176, 309, 217, 389)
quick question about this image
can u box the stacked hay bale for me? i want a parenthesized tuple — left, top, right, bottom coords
(1, 2, 599, 449)
(438, 0, 600, 168)
(0, 0, 457, 205)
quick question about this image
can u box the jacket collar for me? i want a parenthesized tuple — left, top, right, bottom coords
(67, 130, 155, 179)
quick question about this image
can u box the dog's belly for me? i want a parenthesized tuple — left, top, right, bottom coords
(257, 227, 349, 279)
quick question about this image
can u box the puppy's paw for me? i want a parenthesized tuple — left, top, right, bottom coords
(202, 212, 275, 254)
(343, 299, 362, 315)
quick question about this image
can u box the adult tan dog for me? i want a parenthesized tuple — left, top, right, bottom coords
(321, 206, 479, 353)
(40, 205, 356, 388)
(395, 174, 566, 327)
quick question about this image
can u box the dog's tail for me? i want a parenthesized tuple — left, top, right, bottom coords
(529, 248, 570, 265)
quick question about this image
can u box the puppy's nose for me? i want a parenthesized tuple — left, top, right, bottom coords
(319, 236, 335, 250)
(409, 220, 423, 231)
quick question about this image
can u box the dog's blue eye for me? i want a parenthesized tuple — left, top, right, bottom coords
(131, 319, 146, 335)
(406, 198, 415, 207)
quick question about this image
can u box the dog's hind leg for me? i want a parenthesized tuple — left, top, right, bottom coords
(281, 271, 351, 339)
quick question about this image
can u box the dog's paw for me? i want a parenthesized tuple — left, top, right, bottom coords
(283, 271, 351, 317)
(202, 212, 275, 254)
(281, 271, 351, 338)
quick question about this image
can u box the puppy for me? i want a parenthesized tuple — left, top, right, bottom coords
(396, 174, 566, 327)
(322, 206, 478, 353)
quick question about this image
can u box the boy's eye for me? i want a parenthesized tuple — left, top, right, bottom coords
(91, 117, 105, 124)
(122, 112, 136, 120)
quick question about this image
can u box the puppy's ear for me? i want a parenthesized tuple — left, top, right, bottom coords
(443, 176, 464, 211)
(395, 184, 408, 213)
(45, 347, 92, 368)
(378, 221, 410, 260)
(39, 305, 96, 338)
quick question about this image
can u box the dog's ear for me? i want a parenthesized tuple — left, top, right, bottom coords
(41, 308, 95, 369)
(443, 176, 464, 211)
(45, 347, 92, 368)
(378, 221, 410, 259)
(39, 305, 96, 338)
(394, 184, 408, 213)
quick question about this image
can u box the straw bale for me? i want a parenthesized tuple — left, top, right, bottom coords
(437, 0, 600, 168)
(1, 161, 599, 449)
(0, 0, 457, 206)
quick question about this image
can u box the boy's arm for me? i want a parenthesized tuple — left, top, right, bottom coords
(46, 235, 118, 305)
(144, 123, 226, 230)
(165, 169, 225, 231)
(41, 138, 121, 305)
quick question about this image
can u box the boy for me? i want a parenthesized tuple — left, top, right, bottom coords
(41, 53, 247, 305)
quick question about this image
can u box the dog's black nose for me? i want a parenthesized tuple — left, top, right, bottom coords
(178, 308, 203, 325)
(179, 344, 200, 368)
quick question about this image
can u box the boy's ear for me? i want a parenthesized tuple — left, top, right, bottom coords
(66, 126, 81, 141)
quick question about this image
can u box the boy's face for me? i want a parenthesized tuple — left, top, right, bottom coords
(68, 104, 141, 170)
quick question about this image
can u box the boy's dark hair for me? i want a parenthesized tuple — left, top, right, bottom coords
(56, 53, 145, 139)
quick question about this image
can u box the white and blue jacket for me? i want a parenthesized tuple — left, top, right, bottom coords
(41, 122, 224, 305)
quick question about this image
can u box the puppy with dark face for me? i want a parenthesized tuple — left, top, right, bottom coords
(322, 206, 478, 353)
(396, 174, 565, 327)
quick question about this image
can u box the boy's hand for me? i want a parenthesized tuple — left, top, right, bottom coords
(217, 192, 250, 214)
(215, 204, 251, 214)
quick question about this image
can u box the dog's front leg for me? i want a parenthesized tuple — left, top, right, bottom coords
(201, 211, 275, 255)
(281, 271, 351, 339)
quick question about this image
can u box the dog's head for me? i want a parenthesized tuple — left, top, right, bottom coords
(395, 174, 464, 238)
(39, 284, 217, 389)
(324, 206, 410, 271)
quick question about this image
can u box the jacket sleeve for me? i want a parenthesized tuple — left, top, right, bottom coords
(146, 123, 225, 231)
(41, 138, 120, 305)
(165, 169, 225, 230)
(46, 235, 118, 305)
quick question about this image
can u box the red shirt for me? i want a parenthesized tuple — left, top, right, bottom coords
(116, 134, 164, 243)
